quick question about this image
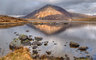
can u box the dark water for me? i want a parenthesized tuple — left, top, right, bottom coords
(0, 22, 96, 60)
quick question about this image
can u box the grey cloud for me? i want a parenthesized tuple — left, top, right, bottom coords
(0, 0, 96, 15)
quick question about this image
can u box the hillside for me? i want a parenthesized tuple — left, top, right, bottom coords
(70, 12, 94, 19)
(0, 15, 28, 28)
(0, 15, 27, 22)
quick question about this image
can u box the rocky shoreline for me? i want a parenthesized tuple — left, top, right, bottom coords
(0, 29, 93, 60)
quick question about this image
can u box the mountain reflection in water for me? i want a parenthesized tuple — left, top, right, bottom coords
(0, 22, 96, 59)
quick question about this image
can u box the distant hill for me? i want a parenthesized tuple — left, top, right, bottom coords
(0, 15, 27, 28)
(69, 12, 94, 19)
(0, 15, 26, 22)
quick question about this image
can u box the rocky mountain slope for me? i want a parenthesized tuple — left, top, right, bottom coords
(24, 4, 72, 20)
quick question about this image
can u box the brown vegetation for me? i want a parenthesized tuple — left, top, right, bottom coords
(0, 15, 26, 22)
(0, 48, 32, 60)
(0, 15, 28, 28)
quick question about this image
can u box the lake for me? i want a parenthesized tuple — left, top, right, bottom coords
(0, 21, 96, 60)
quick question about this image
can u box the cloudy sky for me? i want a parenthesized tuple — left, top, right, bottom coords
(0, 0, 96, 15)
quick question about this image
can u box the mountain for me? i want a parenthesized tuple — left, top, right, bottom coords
(24, 4, 72, 20)
(23, 4, 94, 20)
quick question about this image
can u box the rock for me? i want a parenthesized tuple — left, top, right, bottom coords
(34, 37, 43, 41)
(65, 54, 70, 60)
(33, 50, 38, 54)
(32, 54, 39, 59)
(19, 34, 28, 41)
(66, 42, 68, 43)
(64, 45, 66, 46)
(44, 41, 48, 46)
(37, 42, 42, 46)
(26, 30, 29, 32)
(52, 41, 54, 43)
(78, 46, 88, 51)
(21, 40, 31, 46)
(32, 41, 42, 46)
(85, 51, 89, 54)
(32, 46, 38, 49)
(29, 35, 32, 37)
(69, 41, 80, 48)
(14, 32, 17, 34)
(32, 41, 38, 45)
(60, 57, 64, 60)
(28, 37, 33, 41)
(38, 50, 41, 51)
(28, 35, 34, 41)
(86, 55, 90, 57)
(16, 34, 19, 36)
(46, 51, 51, 55)
(9, 38, 21, 50)
(0, 48, 1, 53)
(54, 43, 57, 45)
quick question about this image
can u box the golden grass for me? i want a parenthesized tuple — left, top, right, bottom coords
(0, 48, 33, 60)
(72, 17, 96, 21)
(0, 15, 27, 22)
(75, 58, 92, 60)
(0, 15, 30, 28)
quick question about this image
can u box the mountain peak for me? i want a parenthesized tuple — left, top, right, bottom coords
(24, 5, 72, 20)
(43, 4, 58, 8)
(44, 4, 54, 7)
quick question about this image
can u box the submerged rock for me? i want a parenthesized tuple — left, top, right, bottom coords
(16, 34, 19, 36)
(33, 50, 38, 54)
(46, 51, 51, 55)
(32, 41, 42, 46)
(0, 48, 1, 53)
(78, 46, 88, 51)
(32, 54, 39, 59)
(44, 41, 48, 46)
(14, 32, 17, 34)
(69, 41, 80, 48)
(26, 30, 29, 32)
(32, 45, 38, 49)
(54, 43, 57, 45)
(65, 54, 70, 60)
(34, 37, 43, 41)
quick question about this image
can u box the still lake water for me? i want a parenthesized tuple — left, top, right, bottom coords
(0, 21, 96, 60)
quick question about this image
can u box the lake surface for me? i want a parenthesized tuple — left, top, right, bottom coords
(0, 22, 96, 60)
